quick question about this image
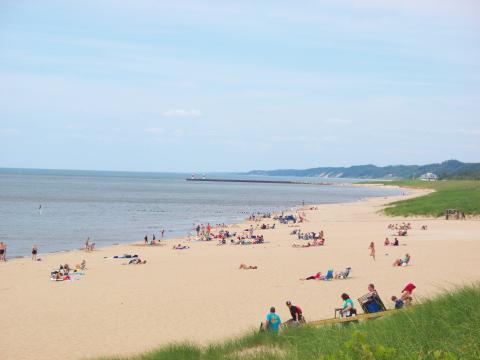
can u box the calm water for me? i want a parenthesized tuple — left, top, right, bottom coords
(0, 170, 403, 257)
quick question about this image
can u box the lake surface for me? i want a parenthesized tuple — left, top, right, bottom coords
(0, 169, 403, 257)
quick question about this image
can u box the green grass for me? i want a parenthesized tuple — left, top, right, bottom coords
(106, 285, 480, 360)
(366, 180, 480, 217)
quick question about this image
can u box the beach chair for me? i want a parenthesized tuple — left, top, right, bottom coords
(337, 267, 351, 279)
(358, 292, 386, 314)
(322, 269, 334, 280)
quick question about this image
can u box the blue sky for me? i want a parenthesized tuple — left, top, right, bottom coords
(1, 0, 479, 172)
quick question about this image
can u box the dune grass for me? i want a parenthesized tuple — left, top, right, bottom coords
(106, 284, 480, 360)
(371, 180, 480, 217)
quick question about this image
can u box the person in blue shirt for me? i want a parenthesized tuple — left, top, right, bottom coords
(265, 306, 281, 332)
(391, 295, 404, 309)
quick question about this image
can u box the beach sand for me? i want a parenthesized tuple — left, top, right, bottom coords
(1, 189, 480, 360)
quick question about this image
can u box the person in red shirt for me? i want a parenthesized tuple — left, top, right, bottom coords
(401, 283, 416, 305)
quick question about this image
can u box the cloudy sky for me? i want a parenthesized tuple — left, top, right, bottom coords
(1, 0, 479, 172)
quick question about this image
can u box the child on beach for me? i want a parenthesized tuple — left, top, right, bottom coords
(391, 295, 404, 309)
(369, 242, 376, 261)
(32, 244, 38, 261)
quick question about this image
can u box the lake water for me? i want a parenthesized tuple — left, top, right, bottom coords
(0, 169, 402, 257)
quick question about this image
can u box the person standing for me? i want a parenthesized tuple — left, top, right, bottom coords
(144, 235, 148, 245)
(161, 229, 165, 238)
(0, 242, 5, 261)
(265, 307, 281, 333)
(32, 244, 38, 261)
(369, 241, 376, 261)
(196, 224, 200, 237)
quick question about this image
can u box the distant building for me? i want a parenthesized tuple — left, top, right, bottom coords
(419, 172, 438, 181)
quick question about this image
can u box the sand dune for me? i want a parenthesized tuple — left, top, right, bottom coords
(1, 189, 480, 360)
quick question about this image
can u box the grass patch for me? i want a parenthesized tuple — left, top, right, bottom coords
(107, 285, 480, 360)
(365, 180, 480, 217)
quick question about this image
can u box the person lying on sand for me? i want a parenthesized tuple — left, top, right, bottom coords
(239, 263, 257, 269)
(123, 258, 147, 265)
(173, 244, 190, 250)
(51, 272, 71, 281)
(105, 254, 139, 259)
(300, 272, 322, 280)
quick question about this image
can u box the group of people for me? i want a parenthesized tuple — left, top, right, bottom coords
(50, 260, 87, 281)
(144, 230, 165, 245)
(263, 301, 305, 332)
(263, 282, 416, 332)
(0, 242, 40, 261)
(384, 237, 400, 246)
(84, 237, 95, 252)
(337, 282, 416, 319)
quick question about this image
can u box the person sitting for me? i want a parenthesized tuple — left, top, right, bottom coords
(393, 253, 410, 267)
(264, 307, 281, 333)
(300, 272, 321, 280)
(335, 267, 352, 279)
(384, 237, 390, 246)
(336, 293, 356, 318)
(239, 263, 257, 269)
(284, 301, 305, 326)
(392, 238, 399, 246)
(391, 295, 404, 309)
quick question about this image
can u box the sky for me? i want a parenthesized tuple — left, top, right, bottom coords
(0, 0, 479, 172)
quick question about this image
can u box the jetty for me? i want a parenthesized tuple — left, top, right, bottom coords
(186, 178, 332, 185)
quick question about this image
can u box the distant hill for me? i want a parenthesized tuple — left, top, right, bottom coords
(246, 160, 480, 179)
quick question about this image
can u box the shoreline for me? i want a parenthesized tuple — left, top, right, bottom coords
(2, 185, 414, 262)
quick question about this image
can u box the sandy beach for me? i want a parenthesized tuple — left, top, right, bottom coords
(1, 188, 480, 360)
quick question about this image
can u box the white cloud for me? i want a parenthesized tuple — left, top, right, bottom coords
(163, 109, 202, 118)
(323, 118, 351, 124)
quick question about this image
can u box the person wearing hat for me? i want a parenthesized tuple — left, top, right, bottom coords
(285, 301, 304, 326)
